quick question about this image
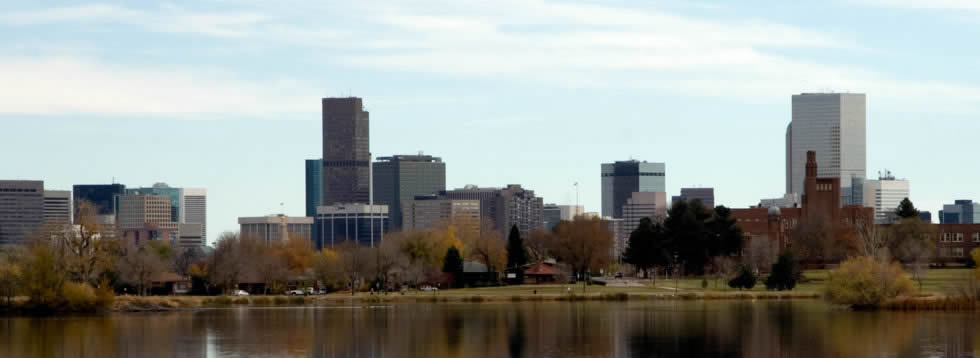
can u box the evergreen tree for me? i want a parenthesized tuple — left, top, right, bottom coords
(506, 225, 527, 270)
(442, 246, 464, 287)
(895, 198, 920, 219)
(623, 217, 671, 278)
(765, 251, 801, 291)
(707, 206, 745, 257)
(728, 265, 757, 290)
(665, 200, 712, 275)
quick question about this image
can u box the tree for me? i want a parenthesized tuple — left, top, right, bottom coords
(442, 246, 464, 287)
(765, 251, 801, 291)
(21, 244, 65, 306)
(853, 214, 889, 260)
(894, 198, 920, 219)
(469, 227, 506, 275)
(790, 215, 832, 265)
(547, 216, 613, 281)
(664, 200, 713, 275)
(312, 248, 341, 291)
(174, 246, 204, 278)
(728, 265, 757, 290)
(57, 200, 118, 285)
(336, 241, 372, 295)
(506, 225, 527, 271)
(707, 206, 745, 258)
(743, 237, 775, 272)
(117, 239, 169, 296)
(0, 262, 21, 306)
(622, 217, 671, 279)
(209, 232, 247, 293)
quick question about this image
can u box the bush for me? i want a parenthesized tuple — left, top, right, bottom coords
(825, 256, 914, 309)
(765, 252, 801, 291)
(61, 282, 99, 312)
(274, 296, 289, 305)
(728, 265, 757, 290)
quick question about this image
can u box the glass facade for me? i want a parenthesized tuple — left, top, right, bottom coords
(601, 161, 666, 218)
(305, 159, 322, 217)
(322, 98, 371, 205)
(72, 184, 126, 220)
(372, 155, 446, 230)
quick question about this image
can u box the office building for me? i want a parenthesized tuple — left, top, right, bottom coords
(542, 204, 561, 231)
(560, 205, 585, 220)
(603, 217, 626, 262)
(183, 188, 207, 242)
(402, 196, 480, 232)
(127, 183, 183, 222)
(240, 215, 313, 243)
(759, 193, 801, 209)
(941, 200, 980, 224)
(322, 97, 371, 206)
(119, 194, 178, 243)
(601, 160, 666, 218)
(672, 188, 715, 209)
(43, 190, 72, 227)
(373, 154, 446, 230)
(0, 180, 44, 245)
(862, 171, 910, 224)
(72, 184, 126, 225)
(305, 159, 322, 217)
(621, 192, 668, 235)
(177, 223, 204, 248)
(440, 184, 543, 239)
(920, 211, 932, 223)
(786, 93, 866, 204)
(313, 204, 389, 249)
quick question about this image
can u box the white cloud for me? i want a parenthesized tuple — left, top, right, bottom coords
(856, 0, 980, 10)
(0, 57, 316, 116)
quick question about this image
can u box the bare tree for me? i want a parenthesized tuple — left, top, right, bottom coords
(209, 232, 246, 294)
(56, 200, 118, 285)
(335, 241, 372, 295)
(466, 222, 505, 274)
(854, 219, 890, 260)
(743, 237, 774, 273)
(117, 239, 168, 296)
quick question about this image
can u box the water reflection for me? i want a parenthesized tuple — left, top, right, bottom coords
(1, 301, 979, 357)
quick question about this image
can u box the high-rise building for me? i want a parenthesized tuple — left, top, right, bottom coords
(862, 171, 910, 224)
(940, 200, 980, 224)
(603, 217, 626, 262)
(601, 160, 666, 218)
(373, 155, 446, 230)
(402, 196, 480, 233)
(240, 215, 314, 243)
(786, 93, 866, 204)
(183, 188, 207, 242)
(177, 223, 204, 248)
(559, 205, 585, 221)
(0, 180, 44, 245)
(542, 204, 561, 231)
(440, 184, 544, 239)
(672, 188, 715, 209)
(72, 184, 126, 225)
(322, 97, 370, 206)
(127, 183, 183, 222)
(119, 194, 178, 243)
(621, 192, 668, 235)
(43, 190, 72, 227)
(305, 159, 322, 217)
(313, 204, 389, 249)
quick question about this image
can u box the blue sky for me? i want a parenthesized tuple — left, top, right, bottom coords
(2, 0, 979, 243)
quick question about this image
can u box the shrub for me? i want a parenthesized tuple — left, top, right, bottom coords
(765, 251, 801, 291)
(61, 282, 99, 312)
(825, 256, 914, 309)
(728, 265, 757, 290)
(274, 296, 289, 305)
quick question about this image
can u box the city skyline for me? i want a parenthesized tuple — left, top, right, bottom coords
(4, 1, 980, 243)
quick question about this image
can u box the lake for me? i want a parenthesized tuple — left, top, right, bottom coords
(1, 300, 978, 357)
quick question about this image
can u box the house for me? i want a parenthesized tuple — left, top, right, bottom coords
(462, 261, 498, 286)
(523, 262, 558, 284)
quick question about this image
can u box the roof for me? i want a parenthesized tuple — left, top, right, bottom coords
(463, 261, 488, 273)
(525, 262, 557, 276)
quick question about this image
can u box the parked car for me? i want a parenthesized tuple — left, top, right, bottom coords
(614, 272, 623, 279)
(286, 289, 306, 295)
(317, 289, 327, 295)
(232, 289, 249, 296)
(420, 285, 438, 292)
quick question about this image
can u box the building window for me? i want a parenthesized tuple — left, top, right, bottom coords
(940, 247, 950, 257)
(954, 233, 964, 243)
(974, 233, 979, 243)
(954, 248, 965, 258)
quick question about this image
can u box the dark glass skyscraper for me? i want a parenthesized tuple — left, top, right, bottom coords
(322, 97, 370, 205)
(372, 155, 446, 229)
(305, 159, 322, 217)
(72, 184, 126, 221)
(600, 161, 665, 218)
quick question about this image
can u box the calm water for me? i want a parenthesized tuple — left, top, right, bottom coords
(1, 300, 979, 357)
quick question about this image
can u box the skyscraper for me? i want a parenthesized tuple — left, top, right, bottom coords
(862, 174, 909, 224)
(601, 160, 665, 218)
(183, 188, 207, 243)
(439, 184, 544, 239)
(672, 188, 715, 209)
(119, 194, 178, 243)
(72, 184, 126, 225)
(940, 200, 980, 224)
(305, 159, 322, 217)
(372, 154, 446, 230)
(43, 190, 72, 227)
(786, 93, 866, 204)
(127, 183, 183, 222)
(322, 97, 370, 205)
(0, 180, 44, 245)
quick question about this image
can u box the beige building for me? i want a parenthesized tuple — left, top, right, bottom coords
(621, 192, 668, 234)
(402, 197, 480, 232)
(119, 194, 178, 243)
(239, 215, 313, 242)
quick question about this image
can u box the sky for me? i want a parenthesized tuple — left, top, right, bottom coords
(2, 0, 979, 244)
